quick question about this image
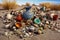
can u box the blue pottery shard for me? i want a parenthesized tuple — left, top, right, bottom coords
(34, 18, 41, 24)
(25, 6, 31, 11)
(22, 6, 34, 20)
(23, 11, 34, 20)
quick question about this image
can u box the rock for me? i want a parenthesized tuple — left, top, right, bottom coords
(5, 23, 10, 29)
(20, 35, 23, 39)
(50, 13, 55, 18)
(38, 30, 43, 34)
(29, 26, 35, 31)
(40, 12, 46, 16)
(6, 13, 13, 20)
(57, 30, 60, 32)
(34, 24, 39, 27)
(46, 21, 49, 24)
(24, 33, 29, 38)
(4, 32, 8, 36)
(13, 26, 16, 30)
(25, 33, 29, 37)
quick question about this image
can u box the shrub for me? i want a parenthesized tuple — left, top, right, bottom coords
(2, 0, 18, 10)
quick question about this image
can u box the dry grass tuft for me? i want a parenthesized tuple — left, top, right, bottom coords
(40, 3, 60, 10)
(2, 0, 18, 10)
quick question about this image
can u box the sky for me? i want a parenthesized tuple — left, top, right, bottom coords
(0, 0, 60, 5)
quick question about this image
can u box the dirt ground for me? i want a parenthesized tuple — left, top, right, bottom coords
(0, 10, 60, 40)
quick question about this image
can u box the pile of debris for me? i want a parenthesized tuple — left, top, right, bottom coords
(0, 6, 60, 39)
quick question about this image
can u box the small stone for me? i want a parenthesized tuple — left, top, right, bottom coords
(22, 28, 26, 31)
(14, 29, 17, 31)
(29, 26, 35, 31)
(5, 32, 8, 36)
(57, 30, 60, 32)
(5, 24, 10, 28)
(6, 13, 13, 20)
(3, 20, 7, 23)
(25, 33, 29, 37)
(13, 26, 16, 29)
(24, 33, 29, 38)
(26, 27, 29, 30)
(13, 26, 16, 30)
(38, 30, 43, 34)
(48, 25, 51, 29)
(53, 23, 56, 26)
(50, 13, 55, 18)
(34, 24, 38, 27)
(40, 27, 43, 30)
(40, 12, 46, 16)
(28, 32, 32, 35)
(46, 21, 49, 24)
(24, 35, 27, 38)
(50, 21, 53, 25)
(40, 22, 44, 26)
(54, 28, 58, 31)
(20, 35, 23, 39)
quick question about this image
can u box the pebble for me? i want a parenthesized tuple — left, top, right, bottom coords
(13, 26, 16, 29)
(48, 25, 51, 29)
(29, 26, 35, 31)
(28, 32, 32, 35)
(39, 27, 43, 31)
(25, 33, 29, 37)
(34, 24, 38, 27)
(50, 13, 55, 18)
(6, 13, 13, 20)
(13, 26, 17, 31)
(20, 35, 23, 38)
(5, 23, 10, 28)
(38, 30, 43, 34)
(23, 33, 29, 38)
(40, 12, 46, 16)
(46, 21, 49, 24)
(57, 30, 60, 32)
(4, 32, 8, 36)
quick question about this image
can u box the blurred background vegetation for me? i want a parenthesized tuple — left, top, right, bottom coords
(0, 0, 60, 10)
(1, 0, 18, 10)
(40, 3, 60, 10)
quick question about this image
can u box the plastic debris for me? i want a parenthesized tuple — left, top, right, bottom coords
(34, 18, 41, 24)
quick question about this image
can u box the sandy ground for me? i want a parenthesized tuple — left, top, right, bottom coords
(0, 10, 60, 40)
